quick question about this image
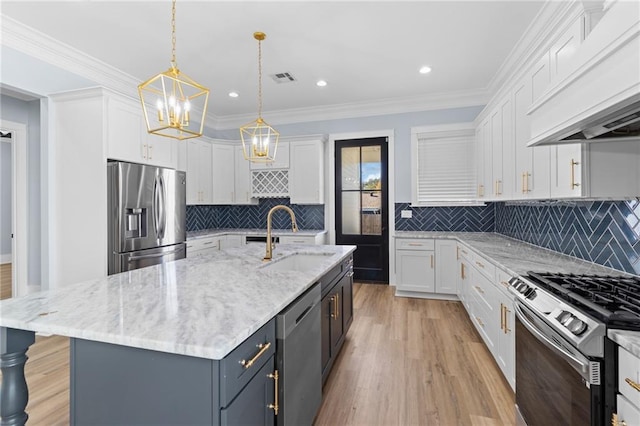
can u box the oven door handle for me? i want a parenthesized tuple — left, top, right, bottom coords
(514, 302, 591, 381)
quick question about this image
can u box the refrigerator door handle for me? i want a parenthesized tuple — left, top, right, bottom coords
(153, 174, 167, 241)
(127, 246, 184, 261)
(158, 174, 167, 240)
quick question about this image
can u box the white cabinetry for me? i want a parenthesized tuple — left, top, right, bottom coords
(279, 233, 326, 245)
(614, 346, 640, 425)
(186, 139, 213, 205)
(234, 146, 257, 205)
(289, 139, 325, 204)
(434, 240, 458, 295)
(490, 98, 514, 199)
(211, 143, 235, 205)
(250, 142, 290, 170)
(495, 270, 515, 390)
(395, 238, 436, 294)
(186, 235, 223, 257)
(106, 95, 177, 169)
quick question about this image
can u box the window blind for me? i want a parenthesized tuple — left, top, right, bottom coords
(413, 128, 477, 204)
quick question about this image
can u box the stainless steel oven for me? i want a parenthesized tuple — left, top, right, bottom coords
(507, 272, 640, 426)
(514, 300, 603, 425)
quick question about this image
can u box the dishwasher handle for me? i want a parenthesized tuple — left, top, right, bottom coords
(276, 283, 321, 339)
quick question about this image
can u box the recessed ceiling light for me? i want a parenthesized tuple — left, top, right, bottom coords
(419, 66, 432, 74)
(228, 92, 239, 98)
(316, 80, 327, 87)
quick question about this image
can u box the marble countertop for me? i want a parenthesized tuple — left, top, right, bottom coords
(0, 244, 355, 360)
(395, 231, 634, 277)
(609, 330, 640, 358)
(188, 228, 327, 240)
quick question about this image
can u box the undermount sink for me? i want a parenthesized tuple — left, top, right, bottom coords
(261, 253, 333, 272)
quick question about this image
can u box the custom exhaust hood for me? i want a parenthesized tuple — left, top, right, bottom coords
(528, 0, 640, 146)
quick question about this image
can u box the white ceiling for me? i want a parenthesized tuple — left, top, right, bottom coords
(1, 1, 545, 124)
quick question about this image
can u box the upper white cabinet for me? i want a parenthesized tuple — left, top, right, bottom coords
(250, 142, 289, 170)
(186, 139, 213, 205)
(211, 143, 235, 204)
(289, 138, 325, 204)
(234, 145, 258, 205)
(106, 95, 177, 169)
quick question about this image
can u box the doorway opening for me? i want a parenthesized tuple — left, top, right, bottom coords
(335, 137, 389, 283)
(1, 130, 13, 299)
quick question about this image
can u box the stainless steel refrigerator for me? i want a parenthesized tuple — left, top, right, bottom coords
(108, 161, 186, 275)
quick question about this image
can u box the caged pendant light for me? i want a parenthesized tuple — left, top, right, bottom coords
(240, 32, 279, 163)
(138, 0, 209, 140)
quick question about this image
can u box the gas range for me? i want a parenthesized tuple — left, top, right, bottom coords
(509, 272, 640, 358)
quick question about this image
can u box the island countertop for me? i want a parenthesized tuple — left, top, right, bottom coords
(0, 244, 355, 360)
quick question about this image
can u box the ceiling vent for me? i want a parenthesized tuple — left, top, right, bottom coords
(270, 72, 296, 84)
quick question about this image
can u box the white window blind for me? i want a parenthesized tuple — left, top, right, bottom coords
(411, 125, 477, 205)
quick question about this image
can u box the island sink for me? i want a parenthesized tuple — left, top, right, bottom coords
(262, 253, 334, 272)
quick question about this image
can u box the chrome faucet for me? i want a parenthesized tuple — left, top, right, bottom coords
(264, 205, 298, 261)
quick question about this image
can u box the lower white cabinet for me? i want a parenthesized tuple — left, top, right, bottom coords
(395, 238, 436, 293)
(614, 346, 640, 425)
(434, 240, 458, 295)
(279, 233, 326, 245)
(495, 270, 515, 390)
(186, 236, 223, 257)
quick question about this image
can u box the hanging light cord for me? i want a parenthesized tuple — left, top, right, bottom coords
(170, 0, 177, 69)
(257, 37, 263, 119)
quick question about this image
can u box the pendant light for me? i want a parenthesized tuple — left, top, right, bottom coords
(138, 0, 209, 140)
(240, 32, 280, 163)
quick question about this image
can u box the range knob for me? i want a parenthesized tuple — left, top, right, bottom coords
(568, 318, 588, 335)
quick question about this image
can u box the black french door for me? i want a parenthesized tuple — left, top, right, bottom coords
(335, 137, 388, 283)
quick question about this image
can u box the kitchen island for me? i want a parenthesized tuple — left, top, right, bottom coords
(0, 243, 355, 425)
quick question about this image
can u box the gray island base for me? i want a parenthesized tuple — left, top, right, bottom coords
(0, 244, 355, 425)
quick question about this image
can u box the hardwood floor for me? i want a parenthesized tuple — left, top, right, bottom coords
(0, 263, 11, 300)
(1, 283, 514, 425)
(314, 283, 515, 425)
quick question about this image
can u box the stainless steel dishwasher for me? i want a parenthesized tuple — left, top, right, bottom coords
(276, 282, 322, 426)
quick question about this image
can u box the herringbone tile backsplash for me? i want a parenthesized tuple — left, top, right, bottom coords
(395, 203, 495, 232)
(495, 200, 640, 275)
(186, 199, 324, 231)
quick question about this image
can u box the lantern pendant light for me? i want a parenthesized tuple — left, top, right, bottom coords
(138, 0, 209, 140)
(240, 32, 279, 163)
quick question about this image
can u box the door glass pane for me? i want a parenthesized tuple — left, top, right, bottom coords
(362, 191, 381, 235)
(341, 192, 361, 235)
(361, 146, 381, 190)
(341, 147, 360, 190)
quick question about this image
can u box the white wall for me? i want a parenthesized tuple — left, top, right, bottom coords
(0, 137, 11, 259)
(0, 94, 41, 285)
(213, 106, 484, 202)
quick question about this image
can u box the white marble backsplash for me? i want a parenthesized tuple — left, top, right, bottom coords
(0, 244, 354, 360)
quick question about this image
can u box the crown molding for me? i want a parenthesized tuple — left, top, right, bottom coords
(212, 88, 490, 129)
(476, 0, 593, 124)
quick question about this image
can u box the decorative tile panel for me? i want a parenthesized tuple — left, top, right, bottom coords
(186, 199, 324, 231)
(495, 201, 640, 275)
(395, 203, 495, 232)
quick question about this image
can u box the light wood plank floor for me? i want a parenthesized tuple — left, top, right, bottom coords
(1, 283, 514, 425)
(0, 263, 11, 300)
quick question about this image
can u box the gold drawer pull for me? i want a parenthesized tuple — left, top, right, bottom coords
(612, 412, 627, 426)
(430, 254, 434, 268)
(475, 317, 484, 328)
(268, 370, 279, 415)
(625, 377, 640, 392)
(240, 341, 272, 369)
(474, 285, 484, 294)
(570, 159, 580, 189)
(476, 261, 484, 268)
(500, 281, 509, 288)
(407, 243, 423, 247)
(460, 263, 466, 279)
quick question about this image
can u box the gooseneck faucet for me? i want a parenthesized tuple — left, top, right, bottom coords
(264, 205, 298, 261)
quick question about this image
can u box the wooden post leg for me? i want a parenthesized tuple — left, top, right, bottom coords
(0, 328, 35, 426)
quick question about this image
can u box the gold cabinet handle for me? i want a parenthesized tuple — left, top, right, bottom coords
(430, 254, 434, 269)
(148, 144, 153, 159)
(474, 285, 484, 294)
(461, 249, 468, 256)
(478, 184, 484, 197)
(625, 377, 640, 392)
(267, 370, 279, 415)
(143, 143, 148, 160)
(500, 281, 509, 288)
(240, 341, 271, 369)
(504, 307, 511, 334)
(570, 159, 580, 189)
(330, 294, 340, 319)
(407, 243, 423, 247)
(521, 172, 526, 194)
(612, 412, 627, 426)
(456, 246, 460, 260)
(460, 263, 466, 279)
(475, 316, 485, 328)
(475, 261, 485, 268)
(335, 293, 340, 319)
